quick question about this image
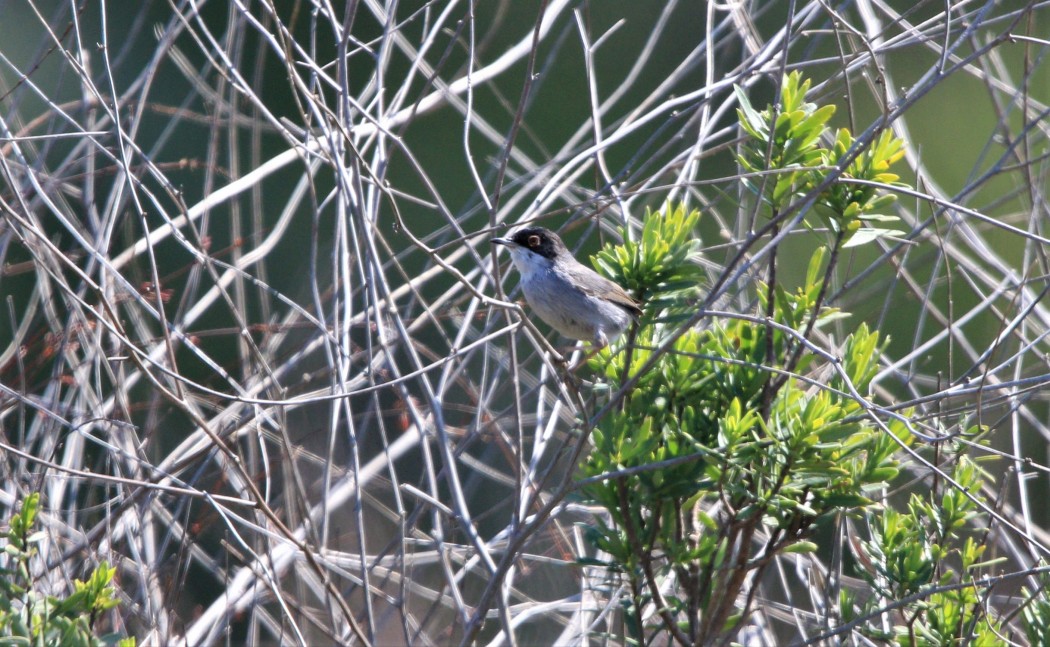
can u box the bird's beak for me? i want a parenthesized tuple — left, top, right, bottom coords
(491, 237, 515, 247)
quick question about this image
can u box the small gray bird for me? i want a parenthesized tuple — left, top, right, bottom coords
(492, 227, 642, 347)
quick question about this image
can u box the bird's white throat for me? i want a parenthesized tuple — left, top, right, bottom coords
(507, 247, 554, 282)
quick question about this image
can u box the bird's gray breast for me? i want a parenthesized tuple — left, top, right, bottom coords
(520, 267, 631, 343)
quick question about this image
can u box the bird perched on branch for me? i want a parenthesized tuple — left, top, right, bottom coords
(492, 227, 641, 348)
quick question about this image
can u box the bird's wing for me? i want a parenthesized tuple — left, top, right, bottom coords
(566, 264, 643, 317)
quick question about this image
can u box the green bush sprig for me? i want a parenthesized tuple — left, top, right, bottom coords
(0, 495, 135, 647)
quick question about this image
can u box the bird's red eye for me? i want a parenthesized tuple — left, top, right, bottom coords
(528, 235, 540, 247)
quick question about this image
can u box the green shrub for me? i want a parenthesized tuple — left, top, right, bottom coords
(0, 494, 135, 647)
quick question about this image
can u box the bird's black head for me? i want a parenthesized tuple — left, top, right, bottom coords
(503, 227, 568, 260)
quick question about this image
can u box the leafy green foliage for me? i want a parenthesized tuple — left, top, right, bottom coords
(574, 74, 1004, 645)
(591, 202, 705, 329)
(853, 456, 1005, 644)
(1022, 571, 1050, 645)
(736, 71, 908, 248)
(581, 219, 907, 642)
(0, 495, 135, 647)
(815, 128, 907, 247)
(736, 72, 836, 210)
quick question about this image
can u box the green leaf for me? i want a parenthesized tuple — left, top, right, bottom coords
(857, 213, 900, 222)
(865, 466, 900, 482)
(842, 228, 905, 248)
(735, 85, 767, 139)
(783, 541, 818, 554)
(795, 104, 837, 139)
(822, 493, 873, 508)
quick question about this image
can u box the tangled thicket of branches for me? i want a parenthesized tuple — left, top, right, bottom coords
(1, 1, 1049, 645)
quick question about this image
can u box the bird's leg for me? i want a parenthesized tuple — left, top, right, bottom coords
(565, 343, 605, 373)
